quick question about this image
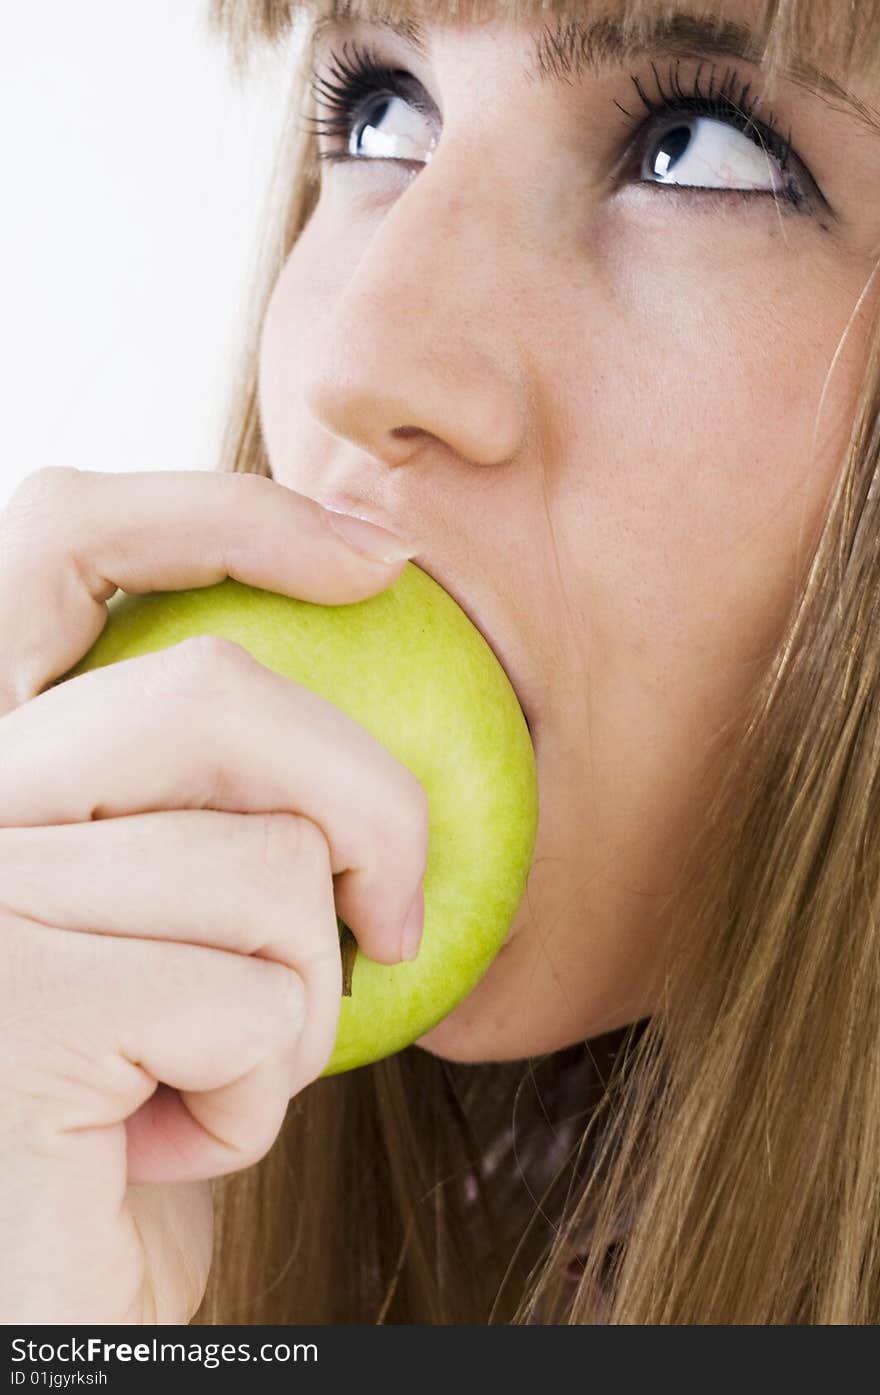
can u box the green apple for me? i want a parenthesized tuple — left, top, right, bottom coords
(63, 565, 538, 1075)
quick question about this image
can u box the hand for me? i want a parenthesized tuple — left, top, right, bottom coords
(0, 468, 428, 1323)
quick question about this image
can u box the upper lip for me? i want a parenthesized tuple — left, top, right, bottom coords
(318, 496, 533, 736)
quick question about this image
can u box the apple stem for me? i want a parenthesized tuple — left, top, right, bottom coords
(337, 917, 358, 997)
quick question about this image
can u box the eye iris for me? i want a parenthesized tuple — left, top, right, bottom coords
(352, 96, 391, 153)
(650, 124, 691, 179)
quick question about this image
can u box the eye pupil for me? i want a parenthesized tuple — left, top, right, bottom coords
(352, 96, 392, 153)
(651, 124, 692, 179)
(369, 97, 392, 126)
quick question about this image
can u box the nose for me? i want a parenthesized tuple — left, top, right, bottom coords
(301, 142, 530, 470)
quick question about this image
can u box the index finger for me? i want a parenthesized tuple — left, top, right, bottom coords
(0, 467, 418, 717)
(0, 637, 429, 967)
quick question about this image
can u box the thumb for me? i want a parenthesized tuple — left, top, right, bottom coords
(320, 503, 421, 571)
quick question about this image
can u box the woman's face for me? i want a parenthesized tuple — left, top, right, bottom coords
(257, 0, 879, 1062)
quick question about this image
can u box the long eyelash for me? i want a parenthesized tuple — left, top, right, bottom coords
(303, 44, 802, 202)
(615, 57, 796, 185)
(303, 39, 426, 149)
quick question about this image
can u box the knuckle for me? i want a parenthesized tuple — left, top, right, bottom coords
(153, 634, 255, 695)
(241, 1093, 289, 1167)
(262, 813, 329, 881)
(11, 465, 80, 507)
(0, 467, 81, 548)
(241, 1126, 278, 1171)
(141, 638, 260, 809)
(172, 633, 252, 671)
(261, 960, 308, 1057)
(211, 474, 269, 552)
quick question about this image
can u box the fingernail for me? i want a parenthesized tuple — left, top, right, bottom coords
(400, 885, 425, 962)
(323, 507, 420, 564)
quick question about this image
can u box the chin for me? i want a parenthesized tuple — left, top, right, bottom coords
(414, 943, 654, 1064)
(414, 1018, 514, 1065)
(412, 935, 526, 1064)
(414, 984, 536, 1064)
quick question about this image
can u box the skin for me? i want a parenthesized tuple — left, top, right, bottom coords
(259, 0, 880, 1063)
(2, 0, 880, 1332)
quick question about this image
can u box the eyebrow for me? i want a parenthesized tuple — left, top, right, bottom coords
(308, 7, 880, 136)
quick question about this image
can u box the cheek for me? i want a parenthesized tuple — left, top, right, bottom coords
(536, 233, 869, 829)
(658, 293, 857, 646)
(553, 230, 864, 652)
(257, 267, 309, 449)
(257, 222, 342, 482)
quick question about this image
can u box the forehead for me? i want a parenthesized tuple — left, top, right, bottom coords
(208, 0, 880, 109)
(292, 0, 880, 105)
(294, 0, 806, 33)
(299, 0, 761, 34)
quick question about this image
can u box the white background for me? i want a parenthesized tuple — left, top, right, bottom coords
(1, 1, 304, 510)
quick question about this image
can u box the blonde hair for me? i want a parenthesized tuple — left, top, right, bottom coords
(192, 0, 880, 1323)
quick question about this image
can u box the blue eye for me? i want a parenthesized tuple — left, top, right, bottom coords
(305, 40, 438, 166)
(638, 113, 793, 197)
(618, 61, 808, 208)
(303, 42, 812, 210)
(334, 90, 435, 162)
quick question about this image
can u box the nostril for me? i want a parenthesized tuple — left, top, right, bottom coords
(391, 426, 423, 440)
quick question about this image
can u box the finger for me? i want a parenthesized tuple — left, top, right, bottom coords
(0, 467, 417, 718)
(0, 807, 343, 991)
(0, 640, 429, 966)
(2, 910, 337, 1185)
